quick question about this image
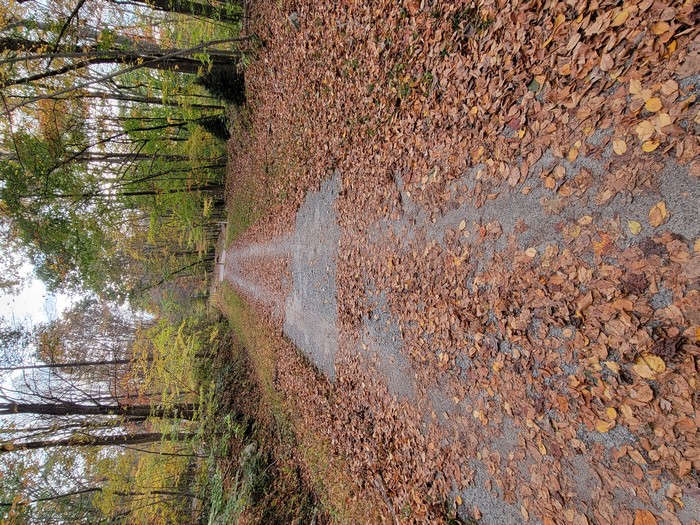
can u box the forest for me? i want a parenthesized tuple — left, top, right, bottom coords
(0, 0, 259, 522)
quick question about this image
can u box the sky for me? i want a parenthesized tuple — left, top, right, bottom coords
(0, 262, 72, 327)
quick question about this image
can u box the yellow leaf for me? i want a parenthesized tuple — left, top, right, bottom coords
(651, 22, 670, 35)
(595, 419, 615, 432)
(613, 139, 627, 155)
(604, 361, 620, 373)
(645, 97, 662, 112)
(578, 215, 593, 225)
(459, 220, 466, 231)
(634, 510, 658, 525)
(606, 407, 618, 420)
(553, 12, 565, 29)
(635, 120, 655, 141)
(525, 247, 537, 258)
(611, 9, 629, 27)
(568, 147, 579, 162)
(641, 140, 660, 152)
(537, 437, 547, 455)
(455, 495, 463, 506)
(628, 220, 642, 234)
(633, 354, 666, 380)
(648, 201, 668, 227)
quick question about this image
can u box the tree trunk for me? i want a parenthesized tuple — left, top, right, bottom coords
(0, 485, 202, 507)
(0, 402, 199, 420)
(116, 0, 243, 24)
(0, 357, 133, 372)
(0, 431, 195, 453)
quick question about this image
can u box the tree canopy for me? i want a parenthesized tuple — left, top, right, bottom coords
(1, 0, 247, 522)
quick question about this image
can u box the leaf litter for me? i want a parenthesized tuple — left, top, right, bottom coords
(226, 0, 700, 523)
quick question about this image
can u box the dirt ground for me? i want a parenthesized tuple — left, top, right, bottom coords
(224, 1, 700, 523)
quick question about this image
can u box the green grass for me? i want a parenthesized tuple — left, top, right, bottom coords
(215, 282, 385, 523)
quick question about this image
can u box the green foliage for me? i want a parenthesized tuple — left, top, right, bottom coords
(0, 2, 254, 523)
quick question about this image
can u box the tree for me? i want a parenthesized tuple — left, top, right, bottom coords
(0, 401, 198, 420)
(1, 431, 194, 453)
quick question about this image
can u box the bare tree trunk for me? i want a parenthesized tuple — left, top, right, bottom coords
(0, 402, 199, 420)
(0, 431, 195, 453)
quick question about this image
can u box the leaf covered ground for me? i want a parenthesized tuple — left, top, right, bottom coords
(224, 0, 700, 523)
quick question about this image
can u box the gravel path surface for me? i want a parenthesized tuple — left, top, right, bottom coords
(223, 1, 700, 522)
(225, 136, 700, 523)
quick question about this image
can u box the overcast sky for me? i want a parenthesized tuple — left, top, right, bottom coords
(0, 262, 71, 327)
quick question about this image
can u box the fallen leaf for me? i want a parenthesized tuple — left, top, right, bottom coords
(521, 505, 530, 521)
(600, 53, 614, 72)
(611, 9, 629, 27)
(459, 219, 466, 231)
(634, 510, 658, 525)
(593, 232, 613, 255)
(612, 298, 634, 311)
(578, 215, 593, 225)
(613, 139, 627, 155)
(629, 448, 648, 465)
(645, 97, 662, 112)
(595, 419, 615, 432)
(633, 354, 666, 380)
(655, 112, 672, 131)
(642, 140, 660, 152)
(651, 22, 670, 35)
(628, 220, 642, 234)
(604, 361, 620, 373)
(629, 79, 643, 96)
(525, 247, 537, 258)
(406, 0, 420, 16)
(648, 201, 668, 227)
(455, 495, 463, 506)
(635, 120, 655, 141)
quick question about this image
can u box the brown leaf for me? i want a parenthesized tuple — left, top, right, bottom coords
(651, 335, 682, 359)
(406, 0, 420, 16)
(636, 120, 655, 141)
(648, 201, 668, 227)
(600, 53, 614, 72)
(634, 510, 658, 525)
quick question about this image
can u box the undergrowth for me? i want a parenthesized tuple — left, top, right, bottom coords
(214, 282, 389, 523)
